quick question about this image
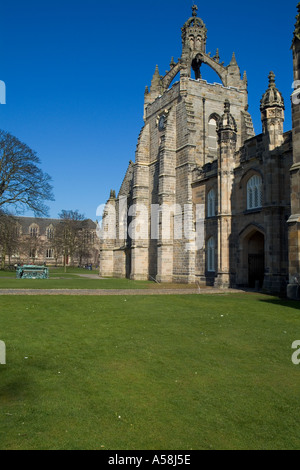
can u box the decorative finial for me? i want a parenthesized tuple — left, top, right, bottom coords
(217, 99, 237, 133)
(229, 52, 238, 66)
(192, 4, 198, 17)
(170, 57, 175, 68)
(224, 99, 231, 113)
(214, 48, 220, 63)
(268, 71, 276, 88)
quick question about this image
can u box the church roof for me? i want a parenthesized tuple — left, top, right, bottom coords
(15, 216, 96, 231)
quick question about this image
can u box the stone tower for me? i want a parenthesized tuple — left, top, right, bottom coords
(288, 3, 300, 299)
(99, 5, 256, 284)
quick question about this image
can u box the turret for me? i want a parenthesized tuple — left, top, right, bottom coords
(217, 99, 238, 144)
(260, 72, 285, 151)
(215, 100, 237, 288)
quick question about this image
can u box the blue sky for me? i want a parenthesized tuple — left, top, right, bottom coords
(1, 0, 297, 221)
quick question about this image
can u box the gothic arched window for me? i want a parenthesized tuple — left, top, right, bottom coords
(247, 175, 263, 210)
(208, 118, 217, 155)
(208, 114, 220, 159)
(207, 189, 216, 218)
(207, 237, 215, 272)
(46, 226, 54, 240)
(30, 224, 38, 237)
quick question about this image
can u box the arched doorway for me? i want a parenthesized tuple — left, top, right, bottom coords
(239, 226, 265, 288)
(248, 231, 265, 288)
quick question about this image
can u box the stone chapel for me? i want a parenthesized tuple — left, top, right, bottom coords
(99, 4, 300, 298)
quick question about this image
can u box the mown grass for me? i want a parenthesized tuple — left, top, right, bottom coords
(0, 293, 300, 450)
(0, 267, 197, 290)
(0, 277, 151, 290)
(0, 267, 151, 290)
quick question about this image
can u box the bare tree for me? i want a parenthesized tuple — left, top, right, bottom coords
(76, 228, 94, 267)
(55, 210, 87, 272)
(20, 231, 42, 265)
(0, 129, 54, 216)
(0, 211, 20, 269)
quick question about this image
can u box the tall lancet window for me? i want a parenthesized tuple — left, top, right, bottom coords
(207, 237, 215, 272)
(247, 175, 262, 210)
(208, 115, 219, 159)
(207, 189, 216, 218)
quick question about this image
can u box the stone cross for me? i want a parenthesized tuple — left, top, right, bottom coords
(0, 341, 6, 365)
(192, 4, 198, 17)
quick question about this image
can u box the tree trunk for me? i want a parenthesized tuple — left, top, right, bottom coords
(1, 246, 6, 270)
(64, 249, 67, 273)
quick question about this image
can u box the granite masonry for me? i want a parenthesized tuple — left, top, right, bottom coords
(99, 4, 300, 298)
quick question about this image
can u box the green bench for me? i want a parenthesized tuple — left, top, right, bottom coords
(16, 265, 49, 279)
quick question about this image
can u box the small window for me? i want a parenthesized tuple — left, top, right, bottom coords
(207, 237, 215, 272)
(15, 224, 21, 237)
(30, 226, 38, 237)
(46, 248, 54, 259)
(247, 175, 262, 210)
(83, 230, 93, 243)
(47, 227, 54, 239)
(207, 189, 216, 218)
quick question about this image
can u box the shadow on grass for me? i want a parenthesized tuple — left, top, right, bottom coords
(259, 297, 300, 311)
(0, 372, 33, 403)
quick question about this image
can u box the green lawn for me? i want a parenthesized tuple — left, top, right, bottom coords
(0, 277, 152, 290)
(0, 293, 300, 450)
(0, 267, 198, 290)
(0, 268, 151, 290)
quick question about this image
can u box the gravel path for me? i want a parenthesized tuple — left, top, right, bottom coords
(0, 288, 246, 296)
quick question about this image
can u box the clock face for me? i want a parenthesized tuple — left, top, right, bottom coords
(158, 115, 165, 131)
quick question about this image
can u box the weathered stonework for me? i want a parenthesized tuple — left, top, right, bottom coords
(99, 5, 300, 297)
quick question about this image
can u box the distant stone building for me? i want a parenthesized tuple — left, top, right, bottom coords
(3, 216, 99, 267)
(99, 4, 300, 297)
